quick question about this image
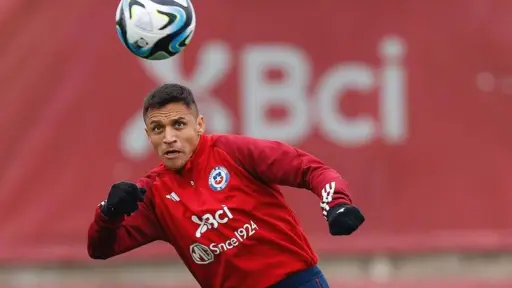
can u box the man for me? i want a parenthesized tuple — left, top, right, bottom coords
(87, 83, 365, 288)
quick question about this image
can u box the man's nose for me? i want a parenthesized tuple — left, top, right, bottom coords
(163, 127, 177, 144)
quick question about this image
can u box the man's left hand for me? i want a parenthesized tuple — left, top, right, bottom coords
(327, 204, 365, 236)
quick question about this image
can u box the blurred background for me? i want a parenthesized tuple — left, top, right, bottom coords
(1, 0, 512, 287)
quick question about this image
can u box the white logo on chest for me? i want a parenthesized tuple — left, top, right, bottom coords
(191, 205, 234, 237)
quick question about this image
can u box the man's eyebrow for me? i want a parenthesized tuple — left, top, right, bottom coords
(149, 116, 187, 125)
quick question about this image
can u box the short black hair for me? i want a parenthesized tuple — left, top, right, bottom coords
(143, 83, 198, 120)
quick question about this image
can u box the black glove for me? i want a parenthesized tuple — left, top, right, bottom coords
(327, 204, 365, 236)
(100, 181, 146, 218)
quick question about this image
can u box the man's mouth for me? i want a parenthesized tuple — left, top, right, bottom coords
(163, 149, 181, 159)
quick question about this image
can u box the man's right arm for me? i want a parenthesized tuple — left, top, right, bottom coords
(87, 171, 166, 259)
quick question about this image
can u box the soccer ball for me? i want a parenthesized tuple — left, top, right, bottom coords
(116, 0, 196, 60)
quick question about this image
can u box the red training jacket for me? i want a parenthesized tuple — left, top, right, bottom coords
(87, 134, 351, 288)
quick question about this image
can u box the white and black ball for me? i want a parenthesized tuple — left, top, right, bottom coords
(116, 0, 195, 60)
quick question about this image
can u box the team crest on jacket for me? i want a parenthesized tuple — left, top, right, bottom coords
(208, 166, 230, 191)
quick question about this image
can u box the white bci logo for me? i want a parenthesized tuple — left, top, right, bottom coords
(320, 182, 336, 220)
(192, 205, 234, 238)
(120, 36, 408, 162)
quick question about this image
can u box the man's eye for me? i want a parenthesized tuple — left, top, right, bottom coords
(152, 126, 162, 132)
(175, 122, 185, 128)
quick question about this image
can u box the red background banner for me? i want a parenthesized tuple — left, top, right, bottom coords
(0, 0, 511, 263)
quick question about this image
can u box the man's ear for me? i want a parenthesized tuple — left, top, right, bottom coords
(197, 115, 205, 135)
(144, 116, 150, 139)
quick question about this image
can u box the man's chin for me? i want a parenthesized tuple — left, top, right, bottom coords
(162, 157, 187, 171)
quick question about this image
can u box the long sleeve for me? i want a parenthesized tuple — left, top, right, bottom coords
(214, 134, 352, 220)
(87, 170, 166, 259)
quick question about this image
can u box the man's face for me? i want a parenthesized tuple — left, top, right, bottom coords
(145, 102, 204, 170)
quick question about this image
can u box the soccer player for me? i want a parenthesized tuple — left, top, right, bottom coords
(87, 83, 365, 288)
